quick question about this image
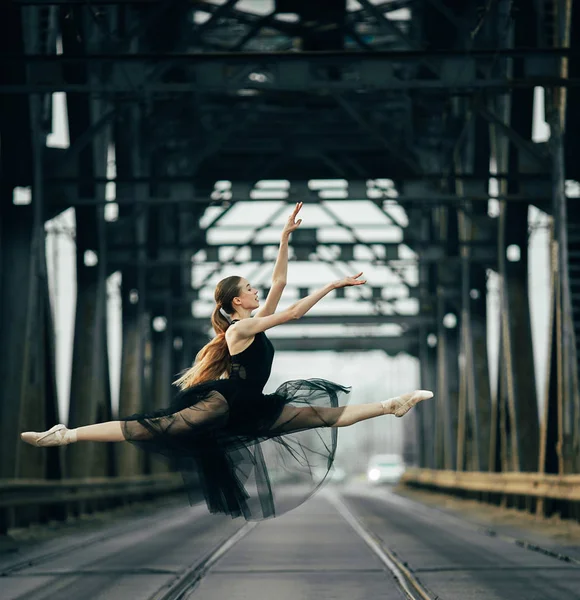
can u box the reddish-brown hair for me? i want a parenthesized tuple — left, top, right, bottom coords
(173, 276, 242, 389)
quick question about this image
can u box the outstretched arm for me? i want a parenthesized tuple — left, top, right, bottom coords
(254, 202, 303, 319)
(232, 272, 366, 338)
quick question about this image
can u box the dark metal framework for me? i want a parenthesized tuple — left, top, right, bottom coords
(1, 0, 579, 525)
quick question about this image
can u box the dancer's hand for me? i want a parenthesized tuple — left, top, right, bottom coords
(333, 272, 367, 288)
(281, 202, 303, 240)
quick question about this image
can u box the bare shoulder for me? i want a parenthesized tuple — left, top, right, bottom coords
(232, 310, 295, 337)
(226, 322, 255, 356)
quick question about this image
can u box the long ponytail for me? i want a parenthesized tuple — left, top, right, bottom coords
(173, 276, 241, 390)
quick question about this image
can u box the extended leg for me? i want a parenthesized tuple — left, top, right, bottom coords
(76, 421, 125, 442)
(21, 392, 230, 447)
(21, 420, 127, 446)
(269, 390, 433, 434)
(122, 392, 229, 442)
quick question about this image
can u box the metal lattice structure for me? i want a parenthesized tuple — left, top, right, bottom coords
(1, 0, 579, 525)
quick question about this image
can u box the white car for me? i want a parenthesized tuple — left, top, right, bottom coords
(366, 454, 405, 484)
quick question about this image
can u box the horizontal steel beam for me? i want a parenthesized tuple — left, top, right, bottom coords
(178, 314, 435, 330)
(108, 244, 496, 266)
(43, 174, 552, 185)
(269, 334, 417, 354)
(4, 48, 573, 61)
(1, 51, 567, 94)
(402, 468, 580, 501)
(49, 194, 551, 208)
(4, 78, 571, 95)
(13, 0, 199, 3)
(149, 288, 423, 306)
(0, 474, 183, 516)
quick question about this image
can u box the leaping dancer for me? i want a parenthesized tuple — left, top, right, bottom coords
(22, 202, 433, 519)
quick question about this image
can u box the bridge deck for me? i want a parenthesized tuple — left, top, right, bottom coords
(2, 484, 579, 600)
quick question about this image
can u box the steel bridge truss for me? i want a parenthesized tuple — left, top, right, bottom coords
(1, 0, 579, 528)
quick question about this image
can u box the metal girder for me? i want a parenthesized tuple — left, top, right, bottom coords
(56, 108, 118, 167)
(192, 0, 240, 42)
(333, 94, 421, 173)
(318, 201, 414, 288)
(46, 193, 553, 210)
(0, 50, 567, 94)
(14, 0, 200, 3)
(496, 202, 540, 472)
(475, 102, 551, 170)
(108, 238, 495, 257)
(357, 0, 410, 49)
(421, 0, 465, 32)
(42, 174, 552, 185)
(269, 334, 417, 354)
(179, 314, 435, 330)
(108, 255, 495, 269)
(191, 202, 290, 288)
(117, 275, 147, 477)
(13, 0, 405, 8)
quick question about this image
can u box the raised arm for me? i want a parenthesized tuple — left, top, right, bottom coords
(253, 202, 303, 319)
(232, 273, 366, 338)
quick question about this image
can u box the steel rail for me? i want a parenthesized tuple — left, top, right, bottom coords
(0, 474, 184, 509)
(150, 522, 258, 600)
(381, 488, 580, 568)
(0, 500, 201, 577)
(326, 491, 435, 600)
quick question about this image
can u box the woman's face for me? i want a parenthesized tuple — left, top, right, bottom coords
(233, 278, 259, 311)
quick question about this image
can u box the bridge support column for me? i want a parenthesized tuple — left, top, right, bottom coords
(67, 250, 114, 478)
(149, 299, 173, 474)
(0, 203, 61, 481)
(496, 202, 539, 472)
(435, 207, 460, 471)
(0, 92, 61, 483)
(417, 337, 437, 468)
(117, 273, 148, 476)
(454, 111, 494, 472)
(66, 82, 115, 478)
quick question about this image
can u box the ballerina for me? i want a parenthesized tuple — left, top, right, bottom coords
(22, 202, 433, 520)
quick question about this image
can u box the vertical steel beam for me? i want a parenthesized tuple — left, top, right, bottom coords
(115, 102, 151, 476)
(149, 298, 173, 474)
(418, 334, 437, 468)
(0, 6, 62, 483)
(65, 9, 115, 478)
(117, 271, 147, 476)
(549, 116, 577, 475)
(66, 185, 113, 478)
(486, 0, 541, 473)
(546, 0, 579, 480)
(435, 204, 461, 471)
(414, 199, 437, 469)
(1, 128, 60, 481)
(496, 202, 540, 472)
(454, 111, 493, 472)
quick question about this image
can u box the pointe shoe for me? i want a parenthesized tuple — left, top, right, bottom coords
(382, 390, 433, 418)
(20, 424, 74, 447)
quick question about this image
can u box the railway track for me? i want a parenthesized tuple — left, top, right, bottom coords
(6, 485, 574, 600)
(149, 491, 434, 600)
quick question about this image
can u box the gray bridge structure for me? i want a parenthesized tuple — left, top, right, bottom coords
(1, 3, 580, 595)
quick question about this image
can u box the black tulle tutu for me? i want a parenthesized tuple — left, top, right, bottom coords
(120, 329, 350, 520)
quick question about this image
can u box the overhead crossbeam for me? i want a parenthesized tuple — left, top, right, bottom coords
(1, 50, 567, 94)
(269, 334, 418, 354)
(178, 314, 435, 330)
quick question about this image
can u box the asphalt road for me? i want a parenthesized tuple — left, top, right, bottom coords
(2, 483, 580, 600)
